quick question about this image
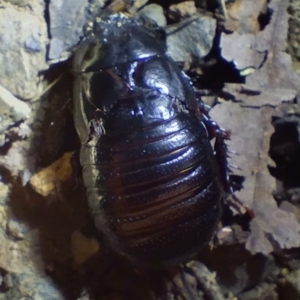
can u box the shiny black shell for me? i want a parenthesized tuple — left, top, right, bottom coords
(73, 14, 223, 266)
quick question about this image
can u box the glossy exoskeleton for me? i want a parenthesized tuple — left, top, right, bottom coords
(73, 13, 231, 266)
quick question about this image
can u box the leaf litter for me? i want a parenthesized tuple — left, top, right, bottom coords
(213, 0, 300, 255)
(1, 0, 300, 299)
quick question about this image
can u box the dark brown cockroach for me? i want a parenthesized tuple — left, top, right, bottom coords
(73, 13, 234, 267)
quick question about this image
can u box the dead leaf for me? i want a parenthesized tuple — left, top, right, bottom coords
(224, 0, 268, 33)
(71, 230, 100, 265)
(221, 0, 300, 94)
(213, 0, 300, 255)
(211, 100, 300, 254)
(246, 0, 300, 92)
(30, 152, 73, 197)
(221, 32, 266, 70)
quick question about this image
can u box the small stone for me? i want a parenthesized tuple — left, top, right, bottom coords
(138, 4, 166, 27)
(166, 15, 216, 64)
(169, 1, 197, 21)
(6, 219, 29, 240)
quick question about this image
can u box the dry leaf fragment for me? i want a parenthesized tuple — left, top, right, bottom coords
(221, 32, 266, 70)
(210, 100, 300, 255)
(223, 0, 268, 33)
(221, 0, 300, 93)
(246, 201, 300, 254)
(215, 0, 300, 255)
(29, 152, 73, 197)
(71, 230, 100, 265)
(246, 0, 300, 92)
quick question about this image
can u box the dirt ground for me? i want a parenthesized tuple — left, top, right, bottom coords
(1, 0, 300, 299)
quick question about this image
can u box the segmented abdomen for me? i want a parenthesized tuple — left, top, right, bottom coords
(81, 108, 222, 265)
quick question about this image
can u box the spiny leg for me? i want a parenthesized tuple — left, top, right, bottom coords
(196, 99, 252, 216)
(197, 100, 232, 194)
